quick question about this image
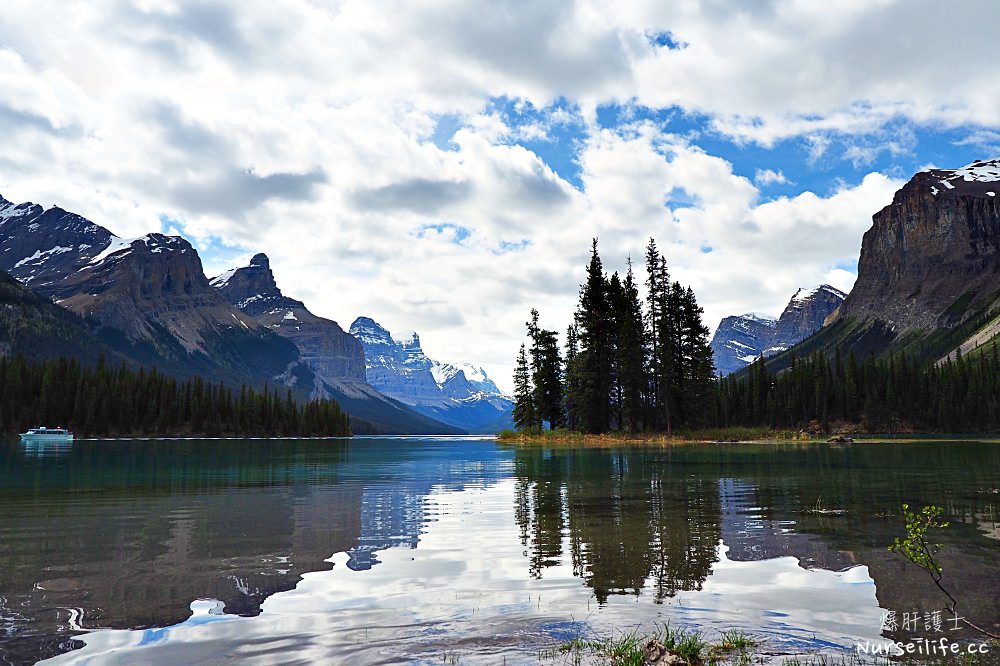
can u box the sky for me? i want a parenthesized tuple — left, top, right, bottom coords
(2, 1, 1000, 393)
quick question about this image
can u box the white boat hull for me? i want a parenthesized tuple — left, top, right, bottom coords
(20, 433, 74, 442)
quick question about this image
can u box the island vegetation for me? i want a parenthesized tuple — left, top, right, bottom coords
(0, 355, 351, 438)
(509, 239, 1000, 442)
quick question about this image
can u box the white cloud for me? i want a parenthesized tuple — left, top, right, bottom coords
(0, 0, 977, 390)
(754, 169, 788, 186)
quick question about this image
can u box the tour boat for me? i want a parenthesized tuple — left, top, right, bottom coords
(19, 427, 75, 442)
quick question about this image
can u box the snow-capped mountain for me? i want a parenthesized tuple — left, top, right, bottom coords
(350, 316, 514, 432)
(764, 285, 847, 356)
(0, 193, 458, 434)
(432, 361, 504, 398)
(211, 253, 366, 382)
(764, 158, 1000, 371)
(709, 313, 778, 376)
(710, 285, 846, 376)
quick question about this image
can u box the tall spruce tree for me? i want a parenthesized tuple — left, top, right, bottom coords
(563, 323, 582, 431)
(607, 272, 625, 429)
(676, 285, 715, 427)
(644, 241, 678, 434)
(616, 259, 647, 433)
(575, 239, 614, 433)
(526, 309, 564, 429)
(512, 343, 537, 431)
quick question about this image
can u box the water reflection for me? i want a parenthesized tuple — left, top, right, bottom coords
(0, 439, 997, 664)
(19, 439, 74, 458)
(509, 444, 1000, 644)
(513, 448, 721, 602)
(0, 437, 510, 664)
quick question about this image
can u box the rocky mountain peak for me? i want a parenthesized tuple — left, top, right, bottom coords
(349, 317, 394, 347)
(839, 157, 1000, 332)
(210, 254, 294, 317)
(211, 256, 366, 382)
(765, 284, 846, 355)
(0, 194, 115, 290)
(710, 284, 846, 376)
(350, 316, 513, 430)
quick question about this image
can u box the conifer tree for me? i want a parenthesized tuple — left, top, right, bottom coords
(526, 309, 564, 429)
(676, 285, 715, 426)
(563, 323, 582, 431)
(575, 239, 614, 433)
(512, 343, 537, 431)
(615, 259, 647, 433)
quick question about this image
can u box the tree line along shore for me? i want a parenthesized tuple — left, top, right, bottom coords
(510, 238, 1000, 441)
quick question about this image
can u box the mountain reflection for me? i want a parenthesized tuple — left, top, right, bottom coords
(0, 437, 510, 664)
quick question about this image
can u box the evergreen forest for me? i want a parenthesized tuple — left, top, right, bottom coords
(0, 355, 351, 437)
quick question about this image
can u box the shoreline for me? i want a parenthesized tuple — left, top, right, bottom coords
(496, 430, 1000, 446)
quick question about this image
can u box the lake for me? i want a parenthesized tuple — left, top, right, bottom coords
(1, 437, 998, 664)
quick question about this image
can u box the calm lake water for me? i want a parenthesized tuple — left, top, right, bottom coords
(0, 437, 998, 665)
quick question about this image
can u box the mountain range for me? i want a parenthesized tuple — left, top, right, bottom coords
(350, 317, 514, 433)
(4, 156, 999, 430)
(710, 285, 846, 376)
(0, 193, 509, 434)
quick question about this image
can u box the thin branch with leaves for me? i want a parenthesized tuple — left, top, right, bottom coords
(888, 503, 999, 640)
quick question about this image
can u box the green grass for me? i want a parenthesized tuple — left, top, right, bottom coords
(716, 629, 758, 651)
(542, 622, 999, 666)
(544, 623, 748, 666)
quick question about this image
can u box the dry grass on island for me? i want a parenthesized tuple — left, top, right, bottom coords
(496, 426, 804, 446)
(496, 427, 1000, 447)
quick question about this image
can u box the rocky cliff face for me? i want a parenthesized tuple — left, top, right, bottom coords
(350, 318, 456, 406)
(839, 158, 1000, 332)
(350, 316, 513, 432)
(211, 254, 367, 383)
(710, 285, 845, 376)
(0, 196, 113, 289)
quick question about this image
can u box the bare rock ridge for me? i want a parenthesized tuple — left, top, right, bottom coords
(210, 253, 367, 382)
(839, 158, 1000, 333)
(709, 314, 777, 377)
(202, 256, 463, 434)
(766, 285, 847, 355)
(349, 316, 514, 433)
(710, 285, 845, 376)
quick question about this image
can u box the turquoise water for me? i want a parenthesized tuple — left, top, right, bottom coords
(0, 437, 997, 664)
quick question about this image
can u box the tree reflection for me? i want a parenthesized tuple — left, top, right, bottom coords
(514, 448, 721, 603)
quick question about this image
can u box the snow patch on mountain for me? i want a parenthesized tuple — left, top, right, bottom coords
(210, 268, 239, 288)
(13, 245, 72, 269)
(924, 158, 1000, 197)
